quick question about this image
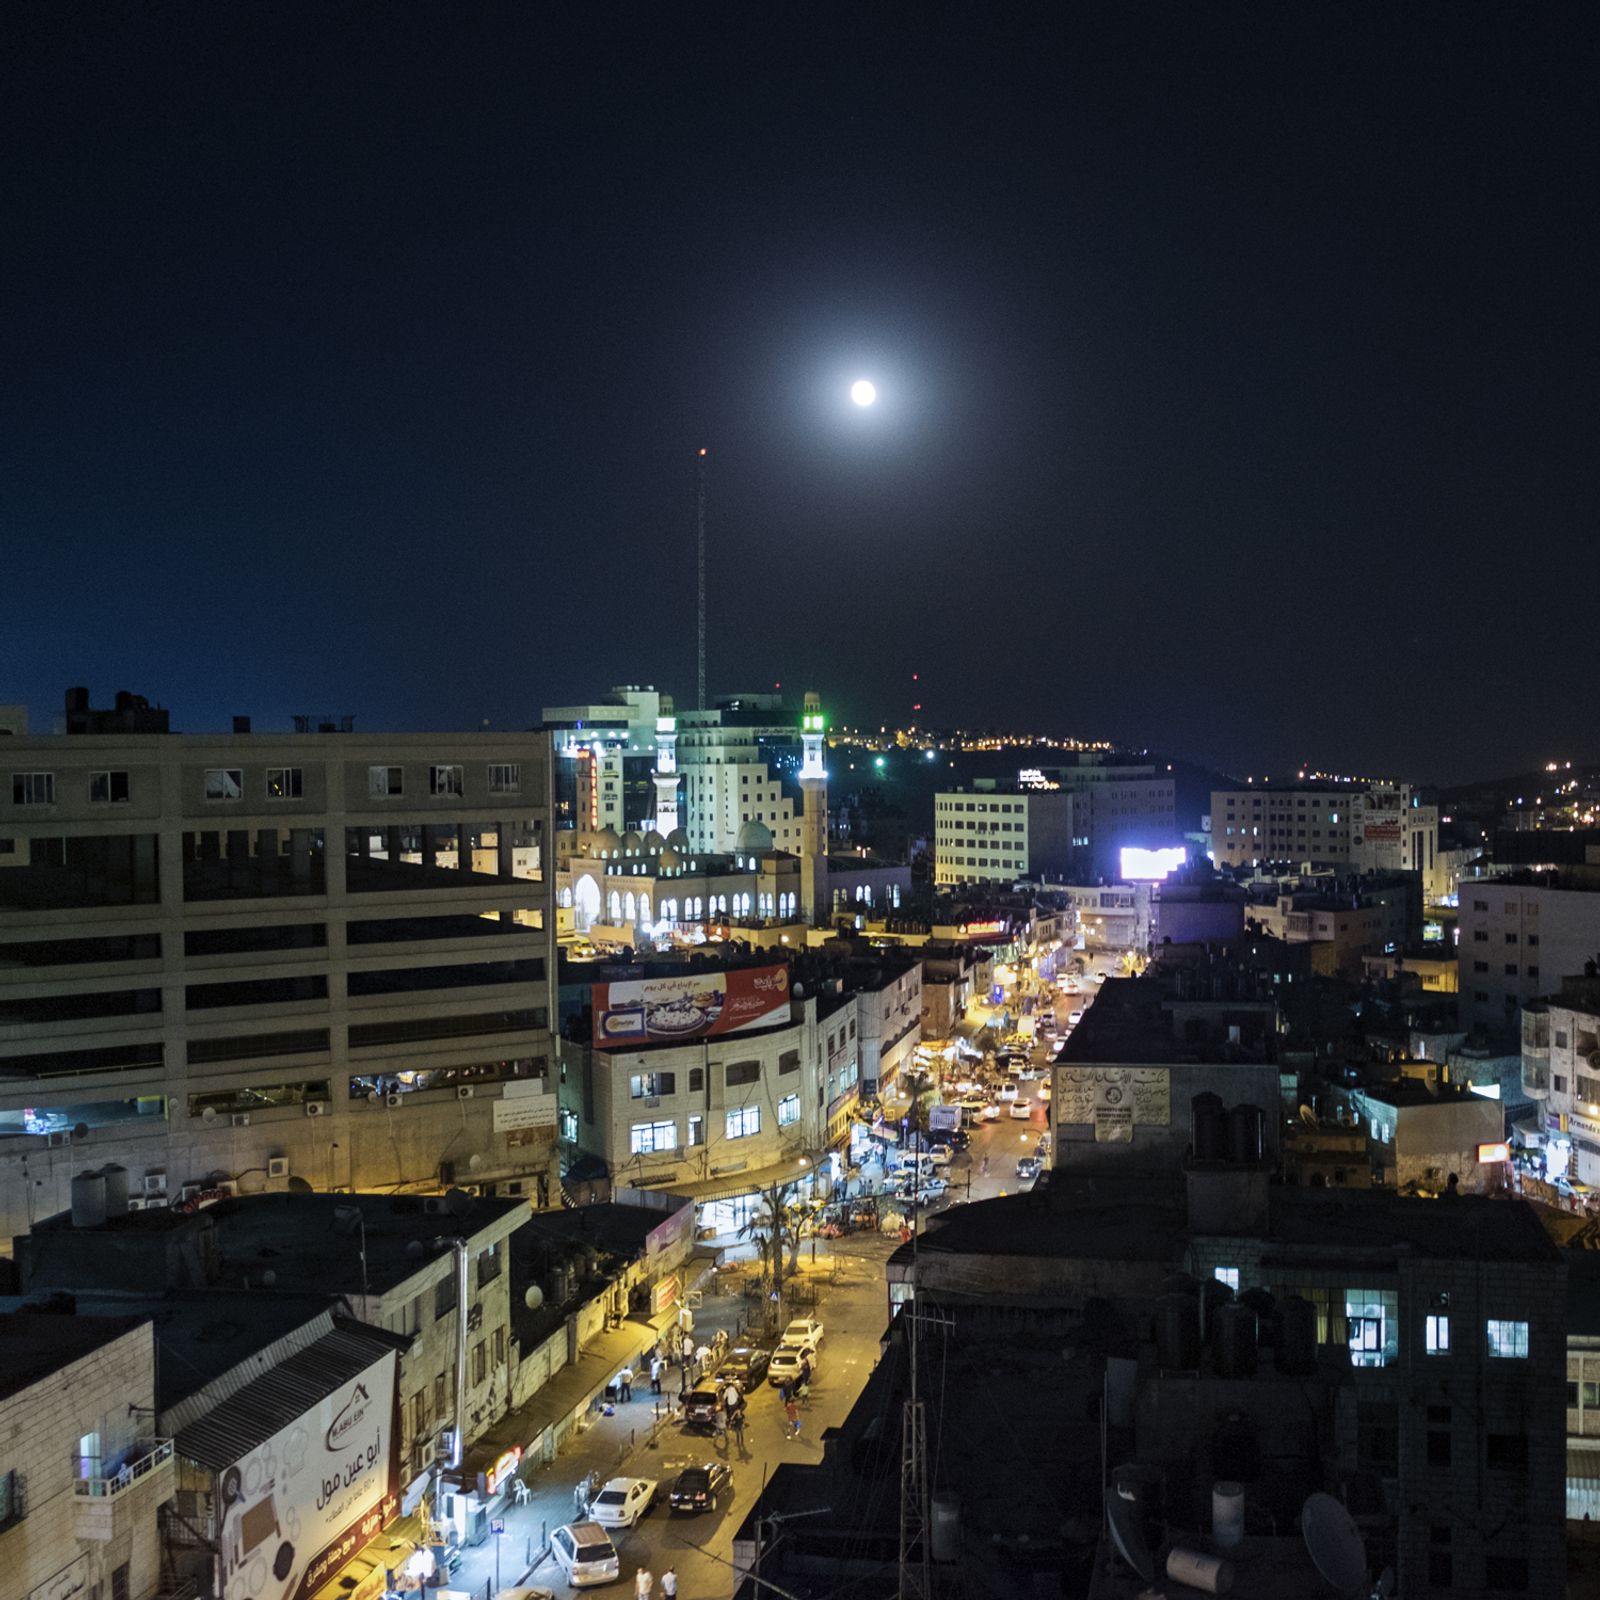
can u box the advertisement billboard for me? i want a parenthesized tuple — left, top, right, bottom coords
(592, 965, 790, 1046)
(1119, 846, 1187, 882)
(218, 1353, 397, 1600)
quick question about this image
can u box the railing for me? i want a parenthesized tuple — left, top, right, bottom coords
(75, 1440, 174, 1499)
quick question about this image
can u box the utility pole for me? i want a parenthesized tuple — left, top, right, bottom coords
(899, 1150, 935, 1600)
(696, 447, 708, 712)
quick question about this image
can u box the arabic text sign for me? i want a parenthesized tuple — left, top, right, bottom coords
(1057, 1067, 1170, 1142)
(593, 965, 790, 1046)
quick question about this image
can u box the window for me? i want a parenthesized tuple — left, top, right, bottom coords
(630, 1119, 677, 1154)
(435, 1272, 458, 1321)
(726, 1105, 761, 1139)
(471, 1339, 487, 1386)
(1485, 1432, 1527, 1470)
(558, 1107, 579, 1141)
(629, 1072, 677, 1099)
(778, 1049, 800, 1075)
(1345, 1289, 1398, 1367)
(1472, 930, 1488, 942)
(204, 768, 243, 801)
(266, 767, 303, 799)
(493, 1326, 506, 1369)
(477, 1242, 502, 1287)
(1528, 934, 1540, 947)
(369, 765, 404, 797)
(1213, 1266, 1240, 1292)
(688, 1066, 704, 1092)
(687, 1114, 704, 1147)
(1426, 1405, 1451, 1466)
(726, 1060, 760, 1087)
(89, 770, 130, 804)
(1505, 932, 1519, 945)
(778, 1094, 800, 1126)
(111, 1565, 129, 1600)
(1486, 1319, 1529, 1358)
(11, 772, 54, 805)
(488, 763, 521, 795)
(1425, 1313, 1450, 1354)
(430, 764, 464, 796)
(434, 1371, 448, 1416)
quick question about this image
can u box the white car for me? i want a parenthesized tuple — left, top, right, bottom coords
(909, 1178, 949, 1206)
(1009, 1100, 1034, 1120)
(928, 1144, 955, 1169)
(996, 1084, 1020, 1103)
(548, 1522, 620, 1587)
(587, 1477, 658, 1529)
(1068, 1009, 1084, 1025)
(768, 1340, 818, 1387)
(973, 1102, 1001, 1122)
(784, 1316, 825, 1346)
(1037, 1083, 1053, 1102)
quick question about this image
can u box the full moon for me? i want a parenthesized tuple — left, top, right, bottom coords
(850, 379, 877, 407)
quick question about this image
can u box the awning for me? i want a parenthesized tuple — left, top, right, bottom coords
(660, 1151, 824, 1203)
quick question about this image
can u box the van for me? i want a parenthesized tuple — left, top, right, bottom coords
(895, 1152, 936, 1182)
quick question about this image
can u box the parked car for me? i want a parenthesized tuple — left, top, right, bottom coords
(784, 1316, 825, 1346)
(928, 1144, 955, 1169)
(768, 1340, 818, 1387)
(996, 1084, 1020, 1103)
(1037, 1083, 1052, 1101)
(668, 1459, 734, 1513)
(1068, 1009, 1085, 1025)
(1009, 1100, 1034, 1120)
(549, 1523, 620, 1588)
(682, 1378, 723, 1429)
(1016, 1157, 1042, 1181)
(909, 1178, 950, 1205)
(717, 1347, 771, 1391)
(587, 1477, 658, 1529)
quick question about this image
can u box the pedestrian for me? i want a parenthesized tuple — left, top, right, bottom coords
(661, 1570, 677, 1600)
(797, 1356, 811, 1390)
(695, 1342, 711, 1372)
(723, 1379, 742, 1414)
(635, 1569, 654, 1600)
(731, 1407, 746, 1452)
(619, 1364, 634, 1402)
(650, 1354, 663, 1395)
(713, 1405, 728, 1451)
(785, 1395, 801, 1436)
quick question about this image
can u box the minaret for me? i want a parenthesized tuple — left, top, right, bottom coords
(652, 696, 680, 838)
(799, 691, 829, 924)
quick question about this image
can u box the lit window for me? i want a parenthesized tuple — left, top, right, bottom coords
(778, 1094, 800, 1126)
(1425, 1314, 1450, 1354)
(1213, 1266, 1240, 1292)
(687, 1114, 704, 1147)
(558, 1108, 578, 1141)
(1486, 1319, 1529, 1359)
(266, 767, 303, 799)
(1346, 1289, 1399, 1367)
(725, 1105, 761, 1139)
(629, 1119, 677, 1154)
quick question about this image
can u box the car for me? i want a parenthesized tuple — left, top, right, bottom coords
(717, 1347, 771, 1391)
(909, 1178, 949, 1205)
(1009, 1100, 1034, 1120)
(586, 1477, 658, 1529)
(1037, 1083, 1052, 1101)
(996, 1084, 1019, 1103)
(668, 1459, 734, 1513)
(945, 1127, 971, 1151)
(928, 1144, 954, 1169)
(978, 1102, 1002, 1122)
(1068, 1009, 1084, 1025)
(784, 1316, 825, 1346)
(1016, 1157, 1042, 1181)
(682, 1377, 724, 1428)
(768, 1340, 818, 1387)
(548, 1522, 620, 1588)
(958, 1094, 987, 1112)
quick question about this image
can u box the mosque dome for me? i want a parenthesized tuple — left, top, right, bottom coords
(735, 819, 774, 854)
(659, 847, 683, 872)
(665, 828, 692, 853)
(641, 829, 664, 854)
(621, 830, 643, 857)
(593, 826, 623, 858)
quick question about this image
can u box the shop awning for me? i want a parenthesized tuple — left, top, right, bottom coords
(657, 1151, 825, 1203)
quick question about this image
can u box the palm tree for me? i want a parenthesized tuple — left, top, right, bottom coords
(738, 1179, 804, 1283)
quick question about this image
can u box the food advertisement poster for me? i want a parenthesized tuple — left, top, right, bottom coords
(1056, 1067, 1171, 1142)
(592, 965, 790, 1046)
(217, 1353, 397, 1600)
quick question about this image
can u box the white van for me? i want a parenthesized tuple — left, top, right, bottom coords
(894, 1152, 937, 1183)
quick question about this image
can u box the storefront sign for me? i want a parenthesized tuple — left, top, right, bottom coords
(482, 1448, 521, 1496)
(591, 965, 790, 1045)
(1477, 1143, 1510, 1163)
(218, 1353, 398, 1600)
(1056, 1067, 1171, 1136)
(492, 1093, 558, 1131)
(651, 1273, 680, 1314)
(962, 921, 1006, 938)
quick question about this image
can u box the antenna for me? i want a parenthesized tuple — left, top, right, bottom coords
(1301, 1491, 1368, 1596)
(696, 448, 708, 711)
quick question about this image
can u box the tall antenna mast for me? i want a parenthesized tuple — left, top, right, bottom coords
(899, 1152, 932, 1600)
(696, 447, 708, 712)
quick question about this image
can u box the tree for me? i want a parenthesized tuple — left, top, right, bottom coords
(738, 1179, 805, 1282)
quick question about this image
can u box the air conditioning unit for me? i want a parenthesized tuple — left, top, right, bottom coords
(231, 1113, 251, 1128)
(267, 1157, 290, 1179)
(456, 1086, 475, 1101)
(46, 1131, 71, 1147)
(127, 1197, 147, 1212)
(423, 1197, 449, 1216)
(385, 1092, 402, 1108)
(304, 1101, 329, 1118)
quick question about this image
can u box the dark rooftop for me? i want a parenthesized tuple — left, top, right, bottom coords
(0, 1310, 146, 1403)
(1266, 1187, 1560, 1265)
(1057, 974, 1276, 1067)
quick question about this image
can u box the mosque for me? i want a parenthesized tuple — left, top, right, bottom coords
(553, 691, 910, 945)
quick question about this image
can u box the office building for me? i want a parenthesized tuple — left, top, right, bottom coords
(933, 786, 1074, 886)
(1458, 871, 1600, 1031)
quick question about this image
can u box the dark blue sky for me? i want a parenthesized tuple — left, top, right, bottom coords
(5, 4, 1595, 781)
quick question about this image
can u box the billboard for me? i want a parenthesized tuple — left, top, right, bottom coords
(218, 1352, 397, 1600)
(1056, 1066, 1171, 1142)
(1119, 845, 1187, 882)
(592, 965, 791, 1046)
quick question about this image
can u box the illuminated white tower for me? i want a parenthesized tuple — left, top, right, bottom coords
(652, 696, 680, 838)
(799, 691, 829, 924)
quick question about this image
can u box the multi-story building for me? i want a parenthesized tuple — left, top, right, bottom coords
(542, 685, 667, 836)
(1349, 784, 1441, 895)
(1063, 881, 1152, 950)
(0, 694, 559, 1244)
(1211, 780, 1440, 883)
(933, 787, 1074, 886)
(1245, 876, 1417, 976)
(1458, 870, 1600, 1031)
(1521, 970, 1600, 1187)
(0, 1310, 171, 1600)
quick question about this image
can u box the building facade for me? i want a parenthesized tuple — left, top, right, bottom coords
(0, 715, 559, 1245)
(1457, 872, 1600, 1031)
(933, 788, 1074, 886)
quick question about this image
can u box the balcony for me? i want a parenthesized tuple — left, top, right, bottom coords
(74, 1440, 174, 1541)
(1522, 1062, 1550, 1100)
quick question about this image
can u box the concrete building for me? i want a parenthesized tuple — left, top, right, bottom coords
(934, 786, 1074, 887)
(1457, 869, 1600, 1031)
(1063, 881, 1152, 951)
(542, 685, 668, 836)
(1348, 1079, 1506, 1193)
(1244, 877, 1416, 976)
(1520, 971, 1600, 1188)
(0, 1310, 171, 1600)
(1348, 783, 1440, 889)
(0, 695, 559, 1245)
(1211, 783, 1357, 869)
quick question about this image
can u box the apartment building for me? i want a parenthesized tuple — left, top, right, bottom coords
(0, 700, 558, 1243)
(1210, 785, 1356, 868)
(1521, 971, 1600, 1188)
(1458, 871, 1600, 1031)
(934, 787, 1074, 886)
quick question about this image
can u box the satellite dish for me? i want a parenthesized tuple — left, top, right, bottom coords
(1302, 1491, 1367, 1596)
(73, 1122, 90, 1141)
(405, 1239, 426, 1259)
(202, 1107, 218, 1123)
(444, 1187, 474, 1220)
(1105, 1479, 1156, 1585)
(524, 1284, 545, 1311)
(468, 1153, 484, 1172)
(286, 1176, 314, 1195)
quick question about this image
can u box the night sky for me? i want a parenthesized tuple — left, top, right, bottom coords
(5, 5, 1595, 782)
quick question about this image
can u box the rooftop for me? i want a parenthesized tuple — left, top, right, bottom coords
(1057, 975, 1277, 1066)
(0, 1310, 146, 1403)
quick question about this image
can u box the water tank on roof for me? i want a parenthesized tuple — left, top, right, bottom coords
(1156, 1294, 1201, 1371)
(1193, 1093, 1227, 1161)
(1278, 1295, 1318, 1376)
(71, 1168, 108, 1229)
(1227, 1103, 1265, 1165)
(1200, 1275, 1234, 1340)
(1212, 1304, 1258, 1378)
(100, 1162, 130, 1218)
(930, 1493, 961, 1562)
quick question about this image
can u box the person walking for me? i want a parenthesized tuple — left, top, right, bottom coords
(785, 1394, 801, 1437)
(649, 1354, 663, 1395)
(730, 1404, 746, 1454)
(722, 1379, 742, 1416)
(661, 1570, 677, 1600)
(713, 1404, 728, 1453)
(635, 1569, 654, 1600)
(619, 1364, 634, 1403)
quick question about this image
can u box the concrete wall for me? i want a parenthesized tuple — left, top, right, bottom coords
(1458, 880, 1600, 1029)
